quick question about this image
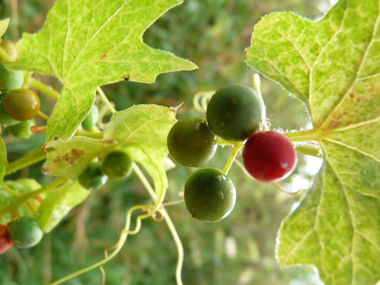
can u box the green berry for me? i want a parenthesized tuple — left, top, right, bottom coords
(0, 95, 19, 126)
(101, 151, 133, 180)
(78, 162, 108, 190)
(8, 119, 36, 139)
(4, 88, 40, 121)
(184, 168, 236, 222)
(167, 117, 217, 167)
(206, 84, 265, 141)
(0, 40, 17, 61)
(0, 64, 23, 95)
(82, 105, 99, 130)
(8, 216, 44, 249)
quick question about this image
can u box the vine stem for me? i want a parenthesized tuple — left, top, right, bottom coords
(132, 163, 184, 285)
(0, 177, 69, 218)
(0, 46, 13, 62)
(97, 87, 116, 114)
(30, 78, 59, 100)
(74, 129, 103, 139)
(222, 143, 244, 175)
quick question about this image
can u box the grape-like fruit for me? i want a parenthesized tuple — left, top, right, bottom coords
(82, 105, 99, 130)
(0, 225, 12, 254)
(8, 119, 36, 139)
(0, 64, 23, 95)
(243, 131, 297, 182)
(101, 151, 133, 180)
(184, 168, 236, 222)
(78, 162, 108, 190)
(206, 84, 265, 141)
(167, 117, 217, 167)
(0, 95, 19, 126)
(8, 216, 44, 249)
(4, 88, 40, 121)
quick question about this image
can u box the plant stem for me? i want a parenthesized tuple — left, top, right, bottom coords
(37, 110, 50, 121)
(97, 87, 116, 114)
(294, 143, 322, 158)
(75, 129, 103, 139)
(6, 149, 47, 176)
(0, 177, 68, 218)
(132, 163, 156, 199)
(222, 144, 243, 175)
(2, 184, 21, 197)
(0, 46, 13, 62)
(30, 78, 59, 100)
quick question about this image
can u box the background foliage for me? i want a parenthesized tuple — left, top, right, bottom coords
(0, 0, 334, 284)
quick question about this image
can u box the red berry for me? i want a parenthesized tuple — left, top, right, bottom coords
(242, 131, 296, 182)
(0, 224, 13, 254)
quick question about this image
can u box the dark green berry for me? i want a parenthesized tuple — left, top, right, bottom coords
(184, 168, 236, 222)
(78, 162, 107, 190)
(82, 105, 99, 130)
(206, 84, 265, 141)
(4, 88, 40, 121)
(101, 151, 133, 180)
(167, 117, 217, 167)
(8, 216, 44, 249)
(8, 119, 36, 139)
(0, 64, 23, 95)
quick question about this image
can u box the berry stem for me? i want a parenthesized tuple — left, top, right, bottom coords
(97, 87, 116, 114)
(0, 177, 68, 218)
(0, 46, 13, 62)
(37, 110, 50, 121)
(74, 129, 103, 139)
(222, 144, 243, 175)
(30, 78, 59, 100)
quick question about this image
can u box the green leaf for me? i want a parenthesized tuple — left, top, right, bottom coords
(0, 179, 41, 224)
(37, 180, 89, 233)
(0, 18, 10, 39)
(5, 0, 196, 142)
(42, 104, 176, 205)
(247, 0, 380, 284)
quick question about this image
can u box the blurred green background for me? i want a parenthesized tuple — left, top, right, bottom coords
(0, 0, 332, 284)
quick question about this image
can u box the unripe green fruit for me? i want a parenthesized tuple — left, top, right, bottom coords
(101, 151, 133, 180)
(184, 168, 236, 222)
(167, 117, 217, 167)
(78, 162, 108, 190)
(0, 40, 17, 61)
(8, 216, 44, 249)
(82, 105, 99, 130)
(206, 84, 265, 141)
(4, 88, 40, 121)
(0, 64, 23, 95)
(8, 119, 36, 139)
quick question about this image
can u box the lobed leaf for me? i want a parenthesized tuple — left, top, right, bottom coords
(42, 104, 177, 206)
(247, 0, 380, 284)
(5, 0, 196, 142)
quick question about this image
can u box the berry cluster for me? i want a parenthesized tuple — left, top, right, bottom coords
(78, 150, 133, 191)
(167, 84, 297, 222)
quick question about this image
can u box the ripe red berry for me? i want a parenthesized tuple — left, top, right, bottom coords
(0, 224, 13, 254)
(242, 131, 296, 182)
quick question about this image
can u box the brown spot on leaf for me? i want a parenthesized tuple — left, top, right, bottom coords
(350, 93, 354, 98)
(41, 167, 49, 175)
(123, 75, 130, 81)
(41, 145, 48, 153)
(99, 139, 114, 144)
(327, 120, 342, 129)
(52, 149, 84, 165)
(357, 97, 361, 103)
(101, 54, 107, 60)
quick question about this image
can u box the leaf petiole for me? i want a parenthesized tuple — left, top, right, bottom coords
(97, 87, 116, 114)
(30, 78, 59, 100)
